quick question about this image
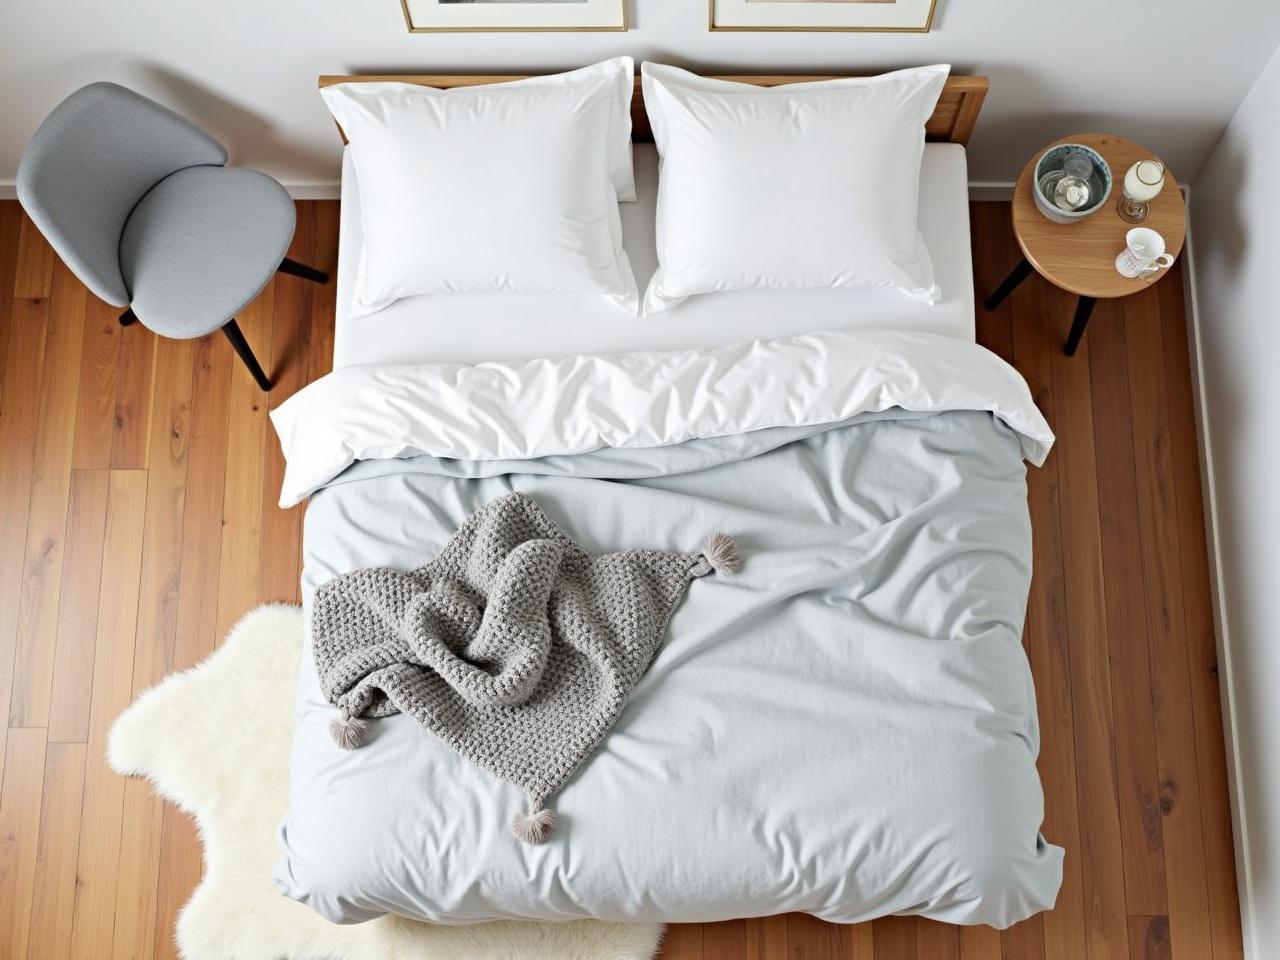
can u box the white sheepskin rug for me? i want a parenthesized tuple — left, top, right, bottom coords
(108, 603, 664, 960)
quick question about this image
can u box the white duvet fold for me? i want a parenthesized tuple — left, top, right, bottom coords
(271, 328, 1054, 508)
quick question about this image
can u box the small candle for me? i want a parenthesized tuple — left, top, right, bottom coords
(1124, 160, 1165, 203)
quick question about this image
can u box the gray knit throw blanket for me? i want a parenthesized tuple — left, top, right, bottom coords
(311, 491, 740, 844)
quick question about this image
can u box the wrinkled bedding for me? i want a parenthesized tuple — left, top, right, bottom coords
(270, 329, 1064, 928)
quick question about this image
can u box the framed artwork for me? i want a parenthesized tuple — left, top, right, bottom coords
(402, 0, 628, 32)
(708, 0, 937, 33)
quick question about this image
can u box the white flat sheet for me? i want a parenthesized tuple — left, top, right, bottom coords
(333, 144, 975, 368)
(273, 329, 1054, 507)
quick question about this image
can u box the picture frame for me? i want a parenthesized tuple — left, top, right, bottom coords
(708, 0, 937, 33)
(402, 0, 628, 33)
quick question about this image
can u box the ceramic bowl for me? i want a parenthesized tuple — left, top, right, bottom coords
(1033, 143, 1112, 224)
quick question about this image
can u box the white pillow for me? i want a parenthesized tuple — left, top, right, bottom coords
(322, 58, 639, 318)
(641, 63, 949, 314)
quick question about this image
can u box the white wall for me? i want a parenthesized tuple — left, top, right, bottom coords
(1188, 39, 1280, 960)
(2, 0, 1279, 190)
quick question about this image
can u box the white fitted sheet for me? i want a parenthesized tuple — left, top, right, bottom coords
(334, 143, 974, 368)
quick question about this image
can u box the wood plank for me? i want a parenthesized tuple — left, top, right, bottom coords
(1087, 302, 1169, 916)
(305, 200, 339, 384)
(959, 926, 1002, 960)
(789, 914, 852, 959)
(71, 296, 122, 469)
(702, 919, 747, 960)
(0, 295, 48, 773)
(1009, 268, 1088, 960)
(25, 741, 88, 960)
(109, 326, 154, 469)
(1122, 282, 1214, 959)
(10, 261, 88, 728)
(151, 801, 196, 960)
(1002, 916, 1046, 960)
(127, 336, 194, 690)
(663, 923, 705, 960)
(1157, 277, 1244, 960)
(0, 204, 23, 397)
(214, 281, 273, 642)
(111, 338, 194, 960)
(47, 469, 110, 742)
(972, 202, 1014, 361)
(12, 213, 54, 300)
(1044, 280, 1131, 960)
(257, 204, 315, 606)
(0, 728, 48, 960)
(114, 719, 169, 957)
(847, 922, 876, 960)
(1127, 916, 1172, 960)
(68, 469, 148, 958)
(872, 915, 917, 960)
(744, 915, 789, 960)
(148, 340, 230, 959)
(170, 335, 231, 674)
(148, 341, 231, 959)
(917, 919, 960, 960)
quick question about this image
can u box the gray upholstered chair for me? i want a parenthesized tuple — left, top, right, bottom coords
(16, 82, 327, 390)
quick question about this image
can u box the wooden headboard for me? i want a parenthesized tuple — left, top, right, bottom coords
(317, 74, 989, 146)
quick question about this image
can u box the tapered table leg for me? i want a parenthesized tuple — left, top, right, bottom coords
(1064, 296, 1098, 357)
(985, 257, 1034, 311)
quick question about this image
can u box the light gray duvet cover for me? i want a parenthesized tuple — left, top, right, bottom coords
(274, 408, 1063, 927)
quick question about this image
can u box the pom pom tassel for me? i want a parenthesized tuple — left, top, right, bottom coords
(330, 706, 370, 750)
(702, 532, 742, 576)
(511, 805, 558, 844)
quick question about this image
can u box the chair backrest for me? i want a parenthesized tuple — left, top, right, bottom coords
(16, 82, 227, 307)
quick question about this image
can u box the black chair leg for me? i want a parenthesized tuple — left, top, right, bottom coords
(222, 318, 272, 391)
(277, 257, 330, 285)
(119, 308, 138, 327)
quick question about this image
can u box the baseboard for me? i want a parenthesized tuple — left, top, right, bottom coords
(282, 182, 341, 200)
(0, 180, 339, 201)
(1180, 190, 1256, 960)
(968, 181, 1014, 201)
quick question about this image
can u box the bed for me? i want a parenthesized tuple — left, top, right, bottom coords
(271, 70, 1065, 930)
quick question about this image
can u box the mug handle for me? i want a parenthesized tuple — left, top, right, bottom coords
(1139, 254, 1175, 278)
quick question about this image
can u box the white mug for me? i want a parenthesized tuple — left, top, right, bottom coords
(1116, 227, 1174, 279)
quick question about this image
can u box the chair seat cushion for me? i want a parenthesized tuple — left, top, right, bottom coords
(121, 166, 295, 338)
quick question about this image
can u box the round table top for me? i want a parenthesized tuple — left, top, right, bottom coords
(1012, 133, 1186, 299)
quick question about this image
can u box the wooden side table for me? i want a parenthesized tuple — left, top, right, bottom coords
(985, 133, 1186, 356)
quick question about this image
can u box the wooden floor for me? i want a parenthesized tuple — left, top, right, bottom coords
(0, 199, 1241, 960)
